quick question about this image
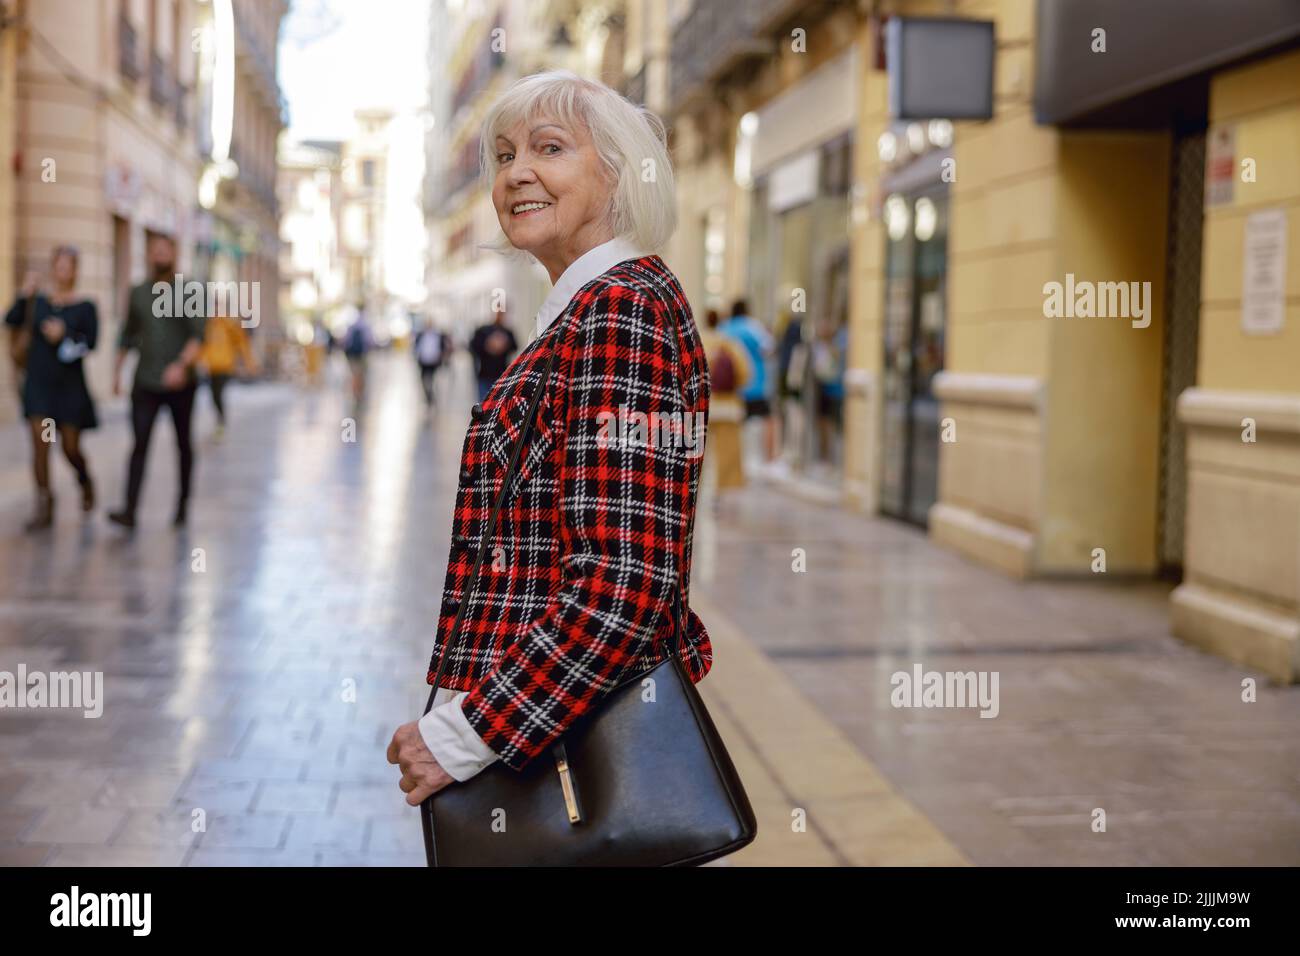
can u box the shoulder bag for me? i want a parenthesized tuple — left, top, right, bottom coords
(420, 336, 758, 867)
(9, 293, 39, 372)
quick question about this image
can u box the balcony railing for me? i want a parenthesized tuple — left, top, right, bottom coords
(451, 14, 506, 117)
(118, 15, 140, 82)
(669, 0, 795, 112)
(235, 10, 281, 108)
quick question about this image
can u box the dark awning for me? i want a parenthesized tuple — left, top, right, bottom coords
(1034, 0, 1300, 127)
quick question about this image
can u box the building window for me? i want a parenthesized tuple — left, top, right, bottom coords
(703, 207, 726, 310)
(118, 1, 140, 82)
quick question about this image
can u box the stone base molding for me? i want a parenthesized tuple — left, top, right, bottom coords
(1173, 387, 1300, 682)
(843, 368, 877, 512)
(929, 501, 1036, 578)
(929, 372, 1043, 577)
(1171, 582, 1300, 683)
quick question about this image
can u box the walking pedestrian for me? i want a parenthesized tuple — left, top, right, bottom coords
(699, 308, 751, 492)
(341, 304, 373, 407)
(467, 310, 517, 403)
(720, 299, 776, 468)
(107, 234, 206, 529)
(773, 311, 806, 470)
(413, 318, 451, 414)
(201, 312, 258, 439)
(4, 246, 99, 530)
(388, 71, 753, 867)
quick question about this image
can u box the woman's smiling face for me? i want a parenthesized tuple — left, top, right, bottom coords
(491, 114, 615, 281)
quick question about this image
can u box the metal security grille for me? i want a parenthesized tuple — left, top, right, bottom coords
(1157, 129, 1205, 573)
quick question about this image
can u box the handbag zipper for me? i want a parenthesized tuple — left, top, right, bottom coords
(553, 750, 582, 824)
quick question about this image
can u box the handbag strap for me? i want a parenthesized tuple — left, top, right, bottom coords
(422, 330, 689, 718)
(18, 291, 39, 336)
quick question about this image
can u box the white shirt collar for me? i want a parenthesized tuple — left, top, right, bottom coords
(534, 237, 648, 336)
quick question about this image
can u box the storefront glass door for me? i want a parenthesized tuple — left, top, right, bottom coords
(880, 183, 949, 526)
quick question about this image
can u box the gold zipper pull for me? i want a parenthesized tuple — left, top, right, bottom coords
(554, 749, 582, 824)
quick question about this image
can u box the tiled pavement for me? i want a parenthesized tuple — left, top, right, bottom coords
(0, 352, 1297, 866)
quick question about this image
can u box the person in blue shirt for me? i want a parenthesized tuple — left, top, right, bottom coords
(720, 299, 776, 463)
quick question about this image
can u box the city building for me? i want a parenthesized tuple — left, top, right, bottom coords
(340, 109, 391, 319)
(421, 0, 451, 328)
(423, 0, 563, 348)
(2, 0, 207, 419)
(619, 0, 669, 113)
(657, 0, 1300, 680)
(665, 0, 862, 483)
(324, 106, 429, 344)
(910, 0, 1299, 682)
(0, 0, 19, 407)
(192, 0, 289, 369)
(277, 138, 346, 344)
(0, 0, 287, 417)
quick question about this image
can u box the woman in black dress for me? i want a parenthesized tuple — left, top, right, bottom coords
(4, 246, 99, 530)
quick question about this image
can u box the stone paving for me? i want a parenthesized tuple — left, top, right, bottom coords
(0, 352, 1297, 866)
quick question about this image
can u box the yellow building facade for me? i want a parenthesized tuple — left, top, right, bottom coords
(862, 1, 1299, 681)
(2, 0, 205, 417)
(0, 0, 18, 418)
(662, 0, 1300, 681)
(1170, 50, 1300, 681)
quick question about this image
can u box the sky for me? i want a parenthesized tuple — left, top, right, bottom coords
(278, 0, 431, 306)
(278, 0, 429, 141)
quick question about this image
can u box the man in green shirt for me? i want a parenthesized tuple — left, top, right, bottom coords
(108, 235, 206, 529)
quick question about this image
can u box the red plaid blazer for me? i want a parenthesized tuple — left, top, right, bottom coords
(426, 255, 713, 770)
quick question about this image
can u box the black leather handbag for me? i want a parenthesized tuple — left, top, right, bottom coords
(420, 342, 757, 867)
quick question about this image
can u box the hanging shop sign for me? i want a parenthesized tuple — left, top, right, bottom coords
(887, 16, 994, 121)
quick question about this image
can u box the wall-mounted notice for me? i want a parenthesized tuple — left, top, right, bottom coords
(1205, 125, 1235, 208)
(1241, 209, 1287, 335)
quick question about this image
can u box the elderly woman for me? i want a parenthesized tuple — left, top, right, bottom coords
(387, 71, 714, 820)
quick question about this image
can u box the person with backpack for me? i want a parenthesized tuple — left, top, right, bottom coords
(700, 309, 751, 491)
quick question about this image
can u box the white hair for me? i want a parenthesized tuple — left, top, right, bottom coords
(479, 70, 677, 251)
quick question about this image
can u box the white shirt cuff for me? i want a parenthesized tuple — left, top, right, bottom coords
(418, 688, 499, 782)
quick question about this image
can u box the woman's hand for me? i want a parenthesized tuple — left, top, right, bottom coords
(20, 271, 40, 298)
(387, 721, 454, 805)
(40, 317, 65, 344)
